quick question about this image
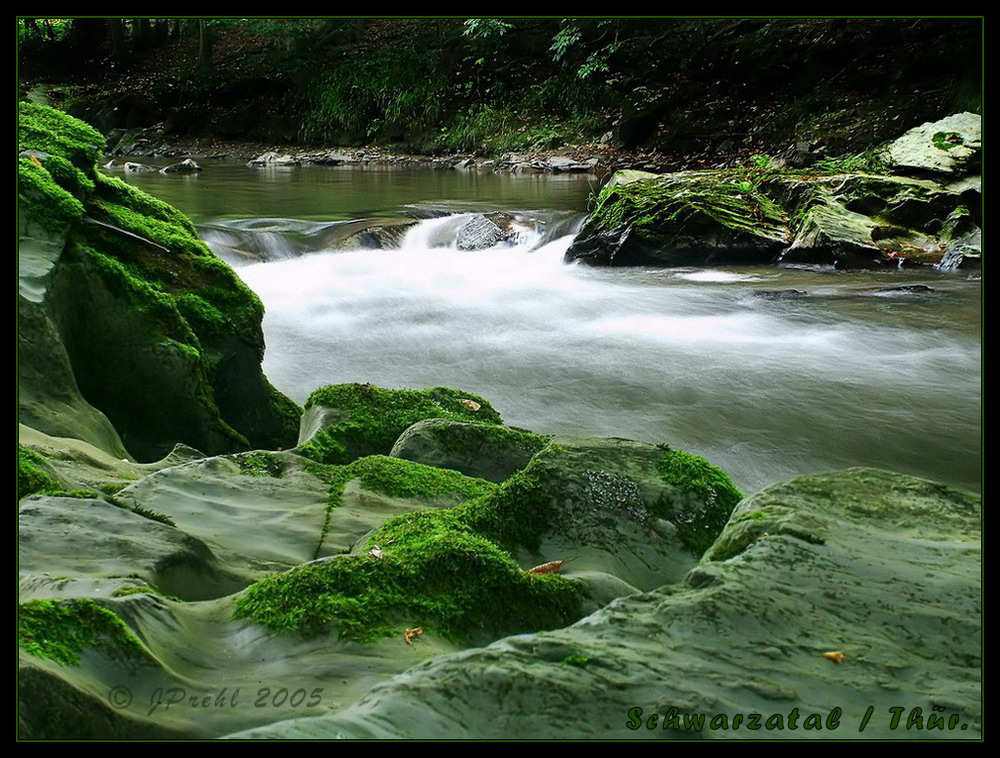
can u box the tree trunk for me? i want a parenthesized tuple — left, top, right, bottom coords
(198, 21, 214, 70)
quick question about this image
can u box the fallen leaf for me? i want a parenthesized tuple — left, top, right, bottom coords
(368, 546, 383, 559)
(27, 154, 43, 168)
(460, 399, 481, 412)
(822, 651, 845, 663)
(527, 559, 565, 575)
(404, 627, 423, 645)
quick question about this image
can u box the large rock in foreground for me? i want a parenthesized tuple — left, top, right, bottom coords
(17, 103, 300, 460)
(231, 468, 981, 739)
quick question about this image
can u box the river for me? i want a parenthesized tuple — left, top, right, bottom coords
(117, 163, 982, 494)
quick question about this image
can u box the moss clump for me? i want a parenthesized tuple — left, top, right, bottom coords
(932, 131, 964, 151)
(311, 455, 498, 557)
(18, 445, 61, 499)
(654, 448, 744, 555)
(299, 383, 503, 464)
(234, 509, 582, 643)
(18, 598, 147, 667)
(236, 452, 580, 642)
(234, 451, 283, 478)
(17, 101, 105, 169)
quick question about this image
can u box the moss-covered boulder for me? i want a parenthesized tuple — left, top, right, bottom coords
(231, 454, 576, 645)
(565, 170, 792, 266)
(233, 468, 980, 739)
(389, 419, 550, 482)
(886, 111, 981, 178)
(461, 437, 742, 594)
(17, 103, 300, 461)
(569, 155, 980, 270)
(296, 383, 502, 465)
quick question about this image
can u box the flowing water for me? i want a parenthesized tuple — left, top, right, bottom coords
(120, 164, 982, 494)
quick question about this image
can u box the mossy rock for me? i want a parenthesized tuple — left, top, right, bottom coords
(458, 436, 742, 592)
(389, 418, 550, 483)
(234, 468, 980, 739)
(565, 170, 792, 266)
(887, 112, 981, 178)
(18, 597, 149, 667)
(18, 103, 300, 460)
(296, 383, 502, 465)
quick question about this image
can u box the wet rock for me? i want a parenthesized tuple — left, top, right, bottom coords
(456, 212, 520, 250)
(390, 419, 550, 483)
(751, 289, 809, 299)
(234, 468, 980, 739)
(123, 162, 156, 174)
(247, 151, 300, 167)
(159, 158, 201, 175)
(546, 155, 593, 173)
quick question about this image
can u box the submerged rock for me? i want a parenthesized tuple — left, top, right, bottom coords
(233, 468, 981, 739)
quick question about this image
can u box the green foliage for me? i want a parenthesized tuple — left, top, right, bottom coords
(655, 448, 743, 555)
(299, 384, 502, 465)
(18, 598, 147, 667)
(462, 18, 513, 41)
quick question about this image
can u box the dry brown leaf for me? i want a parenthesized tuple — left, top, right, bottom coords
(459, 398, 481, 412)
(527, 559, 565, 575)
(822, 651, 845, 663)
(27, 154, 43, 168)
(368, 546, 384, 559)
(404, 627, 423, 645)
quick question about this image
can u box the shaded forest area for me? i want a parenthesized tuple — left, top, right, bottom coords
(18, 18, 982, 162)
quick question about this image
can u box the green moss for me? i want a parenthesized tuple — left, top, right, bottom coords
(932, 131, 964, 151)
(654, 448, 743, 555)
(18, 445, 61, 499)
(588, 172, 790, 245)
(234, 512, 582, 643)
(18, 157, 86, 232)
(18, 598, 146, 667)
(311, 455, 497, 557)
(299, 383, 503, 464)
(235, 451, 283, 478)
(235, 449, 583, 642)
(562, 654, 590, 667)
(18, 101, 105, 169)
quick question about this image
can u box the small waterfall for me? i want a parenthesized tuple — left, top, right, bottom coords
(935, 250, 966, 273)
